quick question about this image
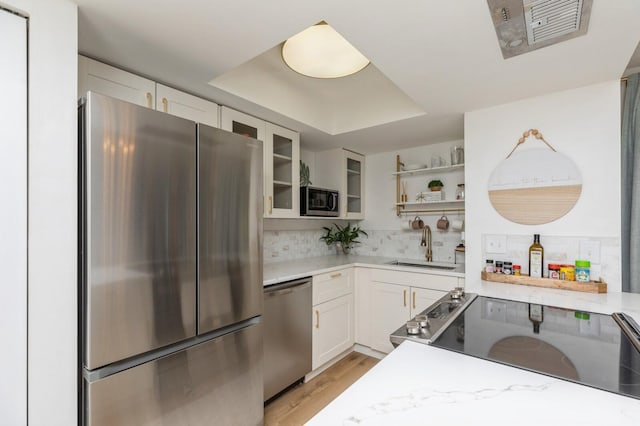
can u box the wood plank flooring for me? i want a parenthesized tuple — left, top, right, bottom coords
(264, 351, 379, 425)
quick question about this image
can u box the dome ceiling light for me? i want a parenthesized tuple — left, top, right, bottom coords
(282, 23, 370, 79)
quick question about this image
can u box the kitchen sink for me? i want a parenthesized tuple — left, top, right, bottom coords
(386, 260, 457, 270)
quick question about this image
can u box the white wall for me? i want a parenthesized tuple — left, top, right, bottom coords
(465, 81, 622, 292)
(2, 0, 78, 424)
(0, 9, 27, 424)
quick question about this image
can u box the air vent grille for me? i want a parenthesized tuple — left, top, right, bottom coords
(524, 0, 584, 45)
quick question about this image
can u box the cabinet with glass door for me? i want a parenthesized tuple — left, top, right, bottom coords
(315, 149, 365, 219)
(220, 107, 299, 218)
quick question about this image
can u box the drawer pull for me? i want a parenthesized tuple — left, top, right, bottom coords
(403, 289, 407, 307)
(330, 273, 342, 279)
(146, 92, 152, 108)
(269, 196, 273, 214)
(413, 291, 416, 309)
(162, 97, 168, 112)
(315, 310, 320, 329)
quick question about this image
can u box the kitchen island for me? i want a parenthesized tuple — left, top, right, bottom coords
(306, 340, 640, 425)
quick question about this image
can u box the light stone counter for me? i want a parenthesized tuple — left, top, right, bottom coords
(476, 280, 640, 321)
(306, 340, 640, 426)
(263, 255, 465, 286)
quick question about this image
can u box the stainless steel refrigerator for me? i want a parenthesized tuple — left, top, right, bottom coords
(79, 92, 263, 425)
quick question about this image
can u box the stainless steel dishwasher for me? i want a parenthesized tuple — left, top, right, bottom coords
(263, 277, 312, 401)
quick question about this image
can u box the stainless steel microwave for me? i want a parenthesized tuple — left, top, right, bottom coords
(300, 186, 339, 217)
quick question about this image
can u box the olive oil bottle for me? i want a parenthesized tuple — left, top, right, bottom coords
(528, 234, 544, 278)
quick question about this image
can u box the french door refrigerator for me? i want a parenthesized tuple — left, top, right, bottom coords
(79, 92, 263, 425)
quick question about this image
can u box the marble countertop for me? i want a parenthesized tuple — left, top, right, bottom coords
(477, 280, 640, 320)
(306, 340, 640, 426)
(263, 255, 465, 286)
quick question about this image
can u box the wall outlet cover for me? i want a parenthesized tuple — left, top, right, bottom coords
(485, 234, 507, 254)
(579, 240, 601, 264)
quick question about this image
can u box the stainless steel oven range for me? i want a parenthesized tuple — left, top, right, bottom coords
(390, 288, 477, 347)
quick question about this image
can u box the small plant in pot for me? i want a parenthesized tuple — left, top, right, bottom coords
(300, 160, 312, 186)
(320, 223, 368, 255)
(428, 179, 444, 192)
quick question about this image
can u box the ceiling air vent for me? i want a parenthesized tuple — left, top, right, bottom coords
(524, 0, 584, 45)
(487, 0, 592, 59)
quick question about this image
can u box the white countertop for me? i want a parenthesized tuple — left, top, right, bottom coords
(478, 280, 640, 320)
(263, 255, 465, 286)
(306, 340, 640, 426)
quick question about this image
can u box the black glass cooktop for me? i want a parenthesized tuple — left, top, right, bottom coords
(430, 296, 640, 400)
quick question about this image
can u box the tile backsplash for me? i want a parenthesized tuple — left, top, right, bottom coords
(263, 230, 331, 263)
(264, 229, 464, 264)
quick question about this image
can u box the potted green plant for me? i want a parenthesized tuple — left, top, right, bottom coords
(300, 160, 312, 186)
(428, 179, 444, 192)
(320, 223, 368, 254)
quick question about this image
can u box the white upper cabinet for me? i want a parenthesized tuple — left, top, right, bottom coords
(265, 123, 300, 218)
(78, 56, 155, 108)
(220, 106, 266, 142)
(156, 84, 219, 128)
(221, 107, 300, 218)
(315, 148, 366, 219)
(344, 151, 365, 219)
(78, 56, 219, 127)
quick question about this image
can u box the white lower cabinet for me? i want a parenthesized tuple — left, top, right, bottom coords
(365, 269, 459, 354)
(312, 293, 354, 370)
(369, 282, 410, 354)
(310, 267, 461, 370)
(311, 268, 355, 370)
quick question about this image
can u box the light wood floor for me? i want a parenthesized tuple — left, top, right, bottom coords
(264, 351, 379, 426)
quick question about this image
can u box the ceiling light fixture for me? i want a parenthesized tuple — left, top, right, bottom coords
(282, 23, 370, 79)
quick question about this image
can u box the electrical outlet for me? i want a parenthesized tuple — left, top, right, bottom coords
(485, 234, 507, 254)
(579, 240, 601, 264)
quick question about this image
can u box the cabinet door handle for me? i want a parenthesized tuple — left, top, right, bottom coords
(146, 92, 152, 109)
(403, 289, 407, 307)
(413, 291, 416, 310)
(268, 196, 273, 214)
(162, 97, 168, 112)
(330, 273, 342, 279)
(315, 310, 320, 329)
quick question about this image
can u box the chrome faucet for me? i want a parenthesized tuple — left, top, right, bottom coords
(421, 225, 433, 262)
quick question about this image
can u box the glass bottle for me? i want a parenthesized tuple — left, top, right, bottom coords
(528, 234, 544, 278)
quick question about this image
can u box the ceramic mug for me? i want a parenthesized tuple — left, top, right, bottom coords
(451, 218, 464, 231)
(437, 215, 449, 230)
(412, 216, 424, 230)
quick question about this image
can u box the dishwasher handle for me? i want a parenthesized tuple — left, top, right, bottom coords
(264, 278, 311, 297)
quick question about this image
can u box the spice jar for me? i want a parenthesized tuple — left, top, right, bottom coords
(513, 265, 521, 276)
(575, 260, 591, 283)
(495, 261, 503, 274)
(503, 261, 513, 275)
(560, 264, 575, 281)
(485, 259, 495, 273)
(548, 264, 561, 279)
